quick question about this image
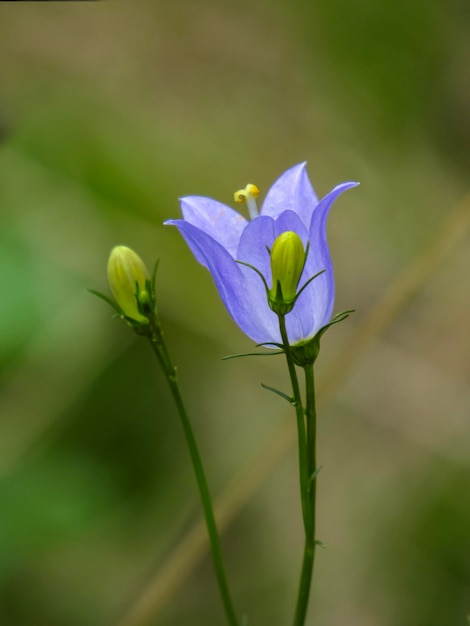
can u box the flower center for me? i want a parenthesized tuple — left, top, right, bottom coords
(234, 183, 259, 220)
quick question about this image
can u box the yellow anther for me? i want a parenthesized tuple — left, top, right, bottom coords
(234, 184, 260, 219)
(234, 190, 246, 203)
(234, 183, 259, 203)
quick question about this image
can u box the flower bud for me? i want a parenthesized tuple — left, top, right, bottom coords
(269, 231, 305, 314)
(107, 246, 150, 322)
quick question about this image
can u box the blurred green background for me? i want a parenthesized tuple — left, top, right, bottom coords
(0, 2, 469, 625)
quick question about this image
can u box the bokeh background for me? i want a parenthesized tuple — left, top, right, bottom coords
(0, 2, 469, 625)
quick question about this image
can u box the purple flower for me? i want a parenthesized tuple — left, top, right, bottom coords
(165, 163, 358, 346)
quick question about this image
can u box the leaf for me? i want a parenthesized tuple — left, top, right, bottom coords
(222, 350, 284, 360)
(260, 383, 294, 404)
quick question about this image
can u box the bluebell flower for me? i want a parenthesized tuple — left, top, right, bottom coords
(165, 163, 358, 346)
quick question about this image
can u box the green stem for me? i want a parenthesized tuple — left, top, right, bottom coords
(278, 315, 312, 537)
(293, 539, 315, 626)
(278, 317, 318, 626)
(147, 316, 239, 626)
(292, 362, 318, 626)
(304, 363, 317, 512)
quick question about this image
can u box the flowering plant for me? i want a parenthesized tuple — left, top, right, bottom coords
(166, 163, 358, 624)
(93, 163, 358, 626)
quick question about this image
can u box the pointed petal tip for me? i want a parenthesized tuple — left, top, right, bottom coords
(330, 180, 360, 194)
(288, 161, 308, 173)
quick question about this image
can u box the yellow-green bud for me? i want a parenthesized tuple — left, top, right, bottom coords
(269, 231, 305, 314)
(107, 245, 150, 322)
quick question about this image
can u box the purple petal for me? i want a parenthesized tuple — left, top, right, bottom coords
(297, 181, 359, 333)
(261, 162, 318, 229)
(237, 215, 275, 285)
(236, 210, 309, 288)
(273, 210, 309, 247)
(236, 210, 316, 344)
(178, 196, 247, 258)
(166, 219, 279, 344)
(237, 262, 280, 344)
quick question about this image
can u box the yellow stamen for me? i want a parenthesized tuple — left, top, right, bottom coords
(234, 184, 260, 219)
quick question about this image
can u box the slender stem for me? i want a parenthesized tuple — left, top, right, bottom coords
(277, 315, 312, 537)
(277, 316, 318, 626)
(292, 362, 318, 626)
(147, 317, 239, 626)
(304, 363, 317, 512)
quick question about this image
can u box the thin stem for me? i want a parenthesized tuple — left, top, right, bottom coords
(292, 362, 318, 626)
(147, 317, 239, 626)
(277, 315, 312, 537)
(304, 363, 317, 511)
(277, 316, 318, 626)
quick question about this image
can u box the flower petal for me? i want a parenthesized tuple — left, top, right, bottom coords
(273, 211, 317, 342)
(166, 219, 278, 343)
(237, 215, 275, 285)
(261, 162, 318, 229)
(273, 210, 309, 246)
(237, 262, 280, 344)
(236, 210, 317, 344)
(178, 196, 247, 258)
(298, 181, 360, 333)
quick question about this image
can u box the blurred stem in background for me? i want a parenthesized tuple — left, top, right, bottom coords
(95, 246, 240, 626)
(145, 307, 239, 626)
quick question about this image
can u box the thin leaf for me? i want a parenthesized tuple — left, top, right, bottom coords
(222, 351, 284, 361)
(260, 383, 294, 405)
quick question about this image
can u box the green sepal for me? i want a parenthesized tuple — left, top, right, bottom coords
(222, 350, 284, 361)
(290, 334, 321, 367)
(268, 268, 325, 316)
(256, 341, 284, 350)
(236, 259, 270, 293)
(260, 383, 294, 405)
(150, 259, 160, 299)
(291, 309, 355, 367)
(327, 309, 355, 327)
(294, 268, 325, 302)
(87, 287, 152, 331)
(87, 288, 123, 315)
(92, 253, 166, 336)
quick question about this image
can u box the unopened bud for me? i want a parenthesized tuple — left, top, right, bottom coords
(107, 246, 150, 322)
(269, 231, 305, 314)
